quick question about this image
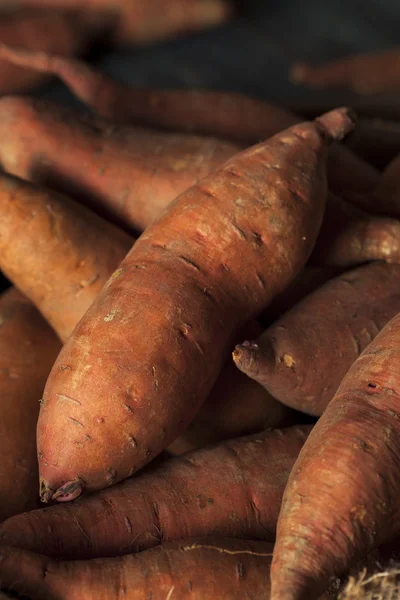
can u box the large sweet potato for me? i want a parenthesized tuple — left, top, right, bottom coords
(35, 108, 355, 502)
(0, 287, 60, 521)
(0, 96, 242, 232)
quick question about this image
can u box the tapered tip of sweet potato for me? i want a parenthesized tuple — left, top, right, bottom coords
(52, 479, 83, 502)
(315, 107, 357, 143)
(233, 341, 262, 376)
(289, 62, 309, 84)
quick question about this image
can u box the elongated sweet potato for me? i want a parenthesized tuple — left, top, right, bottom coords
(311, 193, 400, 266)
(291, 50, 400, 96)
(0, 425, 311, 559)
(0, 172, 291, 442)
(234, 261, 400, 416)
(0, 287, 60, 521)
(0, 96, 242, 232)
(345, 118, 400, 170)
(270, 310, 400, 600)
(0, 538, 273, 600)
(0, 172, 132, 342)
(35, 108, 354, 502)
(0, 46, 379, 209)
(0, 9, 101, 96)
(14, 0, 232, 45)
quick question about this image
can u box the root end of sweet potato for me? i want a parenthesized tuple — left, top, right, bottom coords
(316, 108, 357, 143)
(39, 479, 54, 504)
(51, 479, 83, 503)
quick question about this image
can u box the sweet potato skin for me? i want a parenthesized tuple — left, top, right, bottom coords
(311, 193, 400, 267)
(0, 426, 311, 559)
(0, 96, 242, 233)
(0, 288, 61, 521)
(0, 172, 132, 342)
(234, 261, 400, 416)
(0, 538, 272, 600)
(37, 110, 354, 501)
(270, 311, 400, 600)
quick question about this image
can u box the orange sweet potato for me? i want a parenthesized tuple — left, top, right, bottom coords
(291, 49, 400, 96)
(0, 172, 131, 342)
(0, 96, 242, 233)
(0, 47, 379, 205)
(311, 193, 400, 267)
(0, 172, 291, 443)
(0, 538, 273, 600)
(0, 425, 310, 559)
(13, 0, 233, 45)
(35, 108, 355, 502)
(270, 310, 400, 599)
(0, 9, 101, 96)
(234, 261, 400, 416)
(0, 287, 60, 521)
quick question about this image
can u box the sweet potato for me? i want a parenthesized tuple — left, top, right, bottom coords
(291, 50, 400, 96)
(36, 108, 354, 502)
(0, 9, 101, 96)
(13, 0, 233, 45)
(234, 261, 400, 416)
(0, 96, 242, 233)
(0, 172, 291, 443)
(0, 538, 273, 600)
(0, 287, 60, 521)
(270, 310, 400, 599)
(0, 46, 379, 205)
(0, 172, 132, 342)
(311, 193, 400, 267)
(345, 118, 400, 170)
(0, 425, 311, 559)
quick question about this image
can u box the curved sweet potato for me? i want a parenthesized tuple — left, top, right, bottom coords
(0, 172, 132, 342)
(234, 261, 400, 416)
(270, 311, 400, 599)
(0, 46, 378, 207)
(0, 425, 311, 559)
(0, 9, 100, 96)
(0, 538, 272, 600)
(0, 96, 242, 233)
(311, 193, 400, 267)
(35, 108, 354, 502)
(0, 287, 60, 521)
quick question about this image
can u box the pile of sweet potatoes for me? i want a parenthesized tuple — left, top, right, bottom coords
(1, 45, 400, 600)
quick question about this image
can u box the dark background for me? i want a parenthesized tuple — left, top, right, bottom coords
(38, 0, 400, 109)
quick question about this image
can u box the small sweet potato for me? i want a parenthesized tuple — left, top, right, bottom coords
(36, 108, 354, 502)
(0, 425, 311, 559)
(0, 46, 379, 205)
(0, 9, 100, 95)
(0, 287, 60, 521)
(291, 50, 400, 96)
(0, 96, 242, 233)
(234, 261, 400, 416)
(13, 0, 233, 45)
(0, 172, 132, 342)
(0, 538, 272, 600)
(270, 310, 400, 600)
(311, 193, 400, 267)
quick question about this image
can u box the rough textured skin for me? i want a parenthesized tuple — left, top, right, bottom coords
(0, 96, 241, 233)
(311, 193, 400, 266)
(0, 426, 311, 559)
(234, 261, 400, 416)
(0, 538, 272, 600)
(0, 288, 61, 521)
(0, 172, 132, 342)
(270, 311, 400, 600)
(345, 118, 400, 169)
(37, 109, 354, 501)
(0, 46, 378, 209)
(0, 9, 98, 95)
(291, 50, 400, 95)
(13, 0, 232, 45)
